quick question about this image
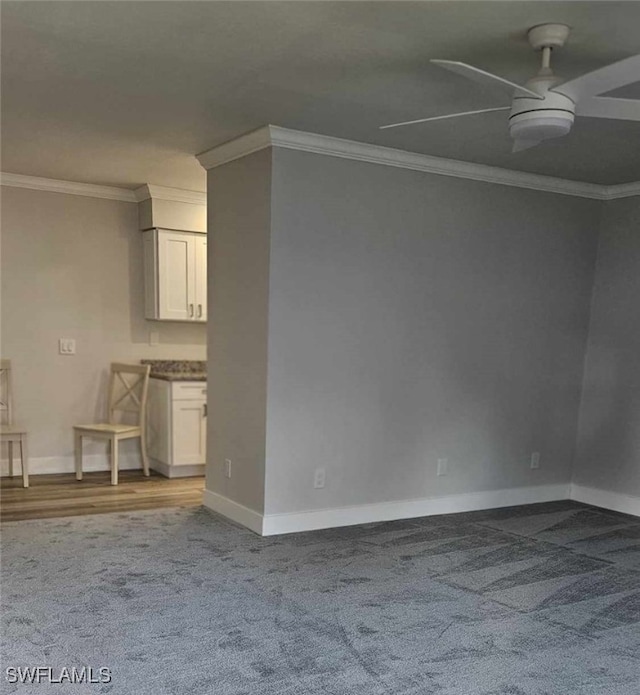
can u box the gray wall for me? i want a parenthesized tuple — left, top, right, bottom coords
(264, 149, 601, 514)
(0, 186, 206, 468)
(574, 196, 640, 497)
(206, 150, 272, 513)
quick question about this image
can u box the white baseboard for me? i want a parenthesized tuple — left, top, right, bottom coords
(203, 483, 570, 536)
(570, 483, 640, 517)
(261, 483, 571, 536)
(202, 489, 264, 534)
(150, 459, 205, 479)
(1, 454, 205, 480)
(0, 453, 144, 477)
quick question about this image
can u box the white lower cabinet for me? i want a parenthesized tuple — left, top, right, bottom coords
(147, 379, 206, 477)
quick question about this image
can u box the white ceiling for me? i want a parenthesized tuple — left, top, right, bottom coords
(2, 1, 639, 192)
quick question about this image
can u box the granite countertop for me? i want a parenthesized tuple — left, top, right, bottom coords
(149, 371, 207, 382)
(141, 360, 207, 382)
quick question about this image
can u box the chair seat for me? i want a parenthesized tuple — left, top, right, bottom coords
(74, 423, 141, 434)
(0, 424, 27, 436)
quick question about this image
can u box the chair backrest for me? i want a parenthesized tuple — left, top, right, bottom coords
(0, 359, 13, 427)
(107, 363, 151, 426)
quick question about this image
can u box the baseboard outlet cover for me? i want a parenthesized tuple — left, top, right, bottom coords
(202, 489, 264, 535)
(570, 483, 640, 517)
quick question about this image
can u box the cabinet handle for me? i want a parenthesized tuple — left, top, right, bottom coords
(189, 303, 194, 317)
(197, 304, 203, 318)
(203, 403, 207, 417)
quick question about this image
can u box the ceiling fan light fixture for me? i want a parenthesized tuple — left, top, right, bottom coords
(509, 111, 574, 143)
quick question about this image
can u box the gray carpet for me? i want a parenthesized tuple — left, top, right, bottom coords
(2, 500, 639, 694)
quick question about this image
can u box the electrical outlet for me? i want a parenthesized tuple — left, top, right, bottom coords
(530, 452, 541, 469)
(224, 459, 232, 478)
(313, 467, 326, 489)
(149, 331, 160, 346)
(58, 338, 76, 355)
(437, 458, 448, 476)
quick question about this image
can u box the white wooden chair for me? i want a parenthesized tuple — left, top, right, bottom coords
(0, 359, 29, 488)
(74, 363, 151, 486)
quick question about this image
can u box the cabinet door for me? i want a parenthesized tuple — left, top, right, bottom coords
(157, 231, 196, 321)
(194, 235, 207, 322)
(171, 400, 207, 465)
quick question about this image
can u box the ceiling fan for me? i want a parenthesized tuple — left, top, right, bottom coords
(380, 24, 640, 152)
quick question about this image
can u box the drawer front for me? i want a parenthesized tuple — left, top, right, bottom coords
(172, 382, 207, 400)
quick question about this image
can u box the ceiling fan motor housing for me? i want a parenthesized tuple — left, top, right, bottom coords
(509, 78, 575, 142)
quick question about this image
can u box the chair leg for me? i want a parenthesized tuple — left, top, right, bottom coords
(8, 441, 14, 478)
(110, 435, 119, 486)
(20, 434, 29, 488)
(140, 432, 150, 477)
(74, 431, 84, 481)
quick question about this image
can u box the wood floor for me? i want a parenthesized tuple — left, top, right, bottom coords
(0, 471, 204, 522)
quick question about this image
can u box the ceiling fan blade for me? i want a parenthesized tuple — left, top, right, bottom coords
(576, 96, 640, 121)
(379, 106, 510, 130)
(551, 55, 640, 101)
(512, 138, 541, 153)
(431, 60, 544, 99)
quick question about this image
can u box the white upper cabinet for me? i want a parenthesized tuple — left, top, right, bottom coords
(143, 228, 207, 322)
(194, 235, 207, 321)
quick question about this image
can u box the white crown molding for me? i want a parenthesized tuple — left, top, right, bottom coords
(134, 184, 206, 205)
(603, 181, 640, 200)
(197, 126, 273, 171)
(198, 125, 640, 201)
(0, 172, 137, 202)
(0, 174, 207, 206)
(4, 140, 637, 204)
